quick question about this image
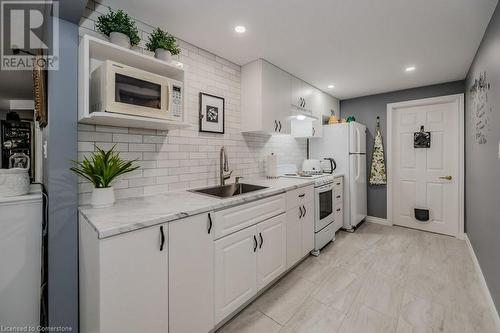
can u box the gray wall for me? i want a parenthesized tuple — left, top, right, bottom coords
(44, 18, 79, 331)
(340, 80, 465, 218)
(465, 2, 500, 315)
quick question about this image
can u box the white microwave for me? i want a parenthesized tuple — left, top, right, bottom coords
(90, 60, 183, 121)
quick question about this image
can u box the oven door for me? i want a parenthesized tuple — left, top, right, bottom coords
(315, 183, 335, 232)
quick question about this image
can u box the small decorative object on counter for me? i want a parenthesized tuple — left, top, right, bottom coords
(369, 116, 387, 185)
(96, 9, 140, 48)
(70, 145, 139, 208)
(0, 154, 30, 197)
(146, 27, 181, 62)
(346, 115, 356, 123)
(328, 109, 340, 124)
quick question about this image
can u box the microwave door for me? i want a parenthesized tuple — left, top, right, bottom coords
(115, 74, 162, 109)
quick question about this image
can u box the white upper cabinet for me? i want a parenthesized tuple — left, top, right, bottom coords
(291, 76, 314, 114)
(323, 93, 340, 118)
(242, 59, 291, 134)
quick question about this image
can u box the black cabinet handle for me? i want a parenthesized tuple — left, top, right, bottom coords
(298, 193, 305, 198)
(207, 213, 213, 234)
(259, 232, 263, 249)
(336, 182, 341, 185)
(299, 206, 303, 218)
(336, 195, 341, 199)
(312, 127, 315, 136)
(302, 205, 306, 216)
(159, 226, 165, 251)
(274, 120, 278, 131)
(253, 235, 258, 252)
(278, 121, 282, 132)
(336, 208, 341, 212)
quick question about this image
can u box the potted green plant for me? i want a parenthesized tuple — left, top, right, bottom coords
(70, 145, 139, 208)
(96, 9, 140, 49)
(146, 27, 181, 61)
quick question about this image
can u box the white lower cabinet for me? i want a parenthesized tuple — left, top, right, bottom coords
(256, 214, 287, 289)
(79, 218, 169, 333)
(214, 225, 258, 323)
(169, 213, 214, 333)
(285, 193, 314, 269)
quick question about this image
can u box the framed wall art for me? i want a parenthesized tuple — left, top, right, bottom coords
(199, 92, 224, 134)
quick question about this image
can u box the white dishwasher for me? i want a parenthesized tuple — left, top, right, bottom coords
(0, 185, 43, 327)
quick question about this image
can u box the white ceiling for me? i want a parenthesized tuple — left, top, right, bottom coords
(106, 0, 497, 99)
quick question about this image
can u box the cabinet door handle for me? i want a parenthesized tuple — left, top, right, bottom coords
(312, 127, 315, 136)
(302, 205, 306, 216)
(336, 208, 341, 212)
(278, 121, 282, 132)
(159, 226, 165, 251)
(253, 235, 258, 252)
(336, 195, 341, 199)
(299, 206, 303, 218)
(207, 213, 213, 234)
(303, 99, 306, 108)
(259, 232, 264, 249)
(298, 193, 305, 198)
(274, 120, 278, 131)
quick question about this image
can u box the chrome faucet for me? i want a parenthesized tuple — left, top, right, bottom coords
(219, 146, 233, 186)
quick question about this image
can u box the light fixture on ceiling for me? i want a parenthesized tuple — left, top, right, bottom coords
(296, 115, 306, 121)
(234, 25, 246, 33)
(405, 66, 416, 72)
(327, 84, 335, 89)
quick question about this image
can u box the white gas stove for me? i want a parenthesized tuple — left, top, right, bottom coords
(281, 172, 335, 187)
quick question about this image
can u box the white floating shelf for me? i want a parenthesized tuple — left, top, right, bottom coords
(78, 34, 188, 131)
(79, 112, 191, 131)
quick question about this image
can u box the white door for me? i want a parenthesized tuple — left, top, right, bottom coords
(285, 207, 302, 269)
(256, 214, 287, 290)
(349, 154, 367, 227)
(391, 96, 461, 236)
(169, 213, 214, 333)
(214, 226, 257, 323)
(301, 200, 315, 255)
(100, 224, 169, 333)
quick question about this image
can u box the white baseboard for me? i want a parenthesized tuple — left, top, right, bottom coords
(365, 216, 392, 226)
(465, 234, 500, 331)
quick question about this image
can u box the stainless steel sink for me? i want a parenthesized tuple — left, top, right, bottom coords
(190, 183, 268, 198)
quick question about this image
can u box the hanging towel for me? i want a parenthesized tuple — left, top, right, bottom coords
(369, 117, 387, 185)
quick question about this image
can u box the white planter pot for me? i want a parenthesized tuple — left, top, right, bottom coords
(0, 168, 30, 197)
(109, 32, 131, 49)
(91, 187, 115, 208)
(154, 48, 172, 62)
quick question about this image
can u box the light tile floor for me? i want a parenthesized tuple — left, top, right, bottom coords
(217, 222, 498, 333)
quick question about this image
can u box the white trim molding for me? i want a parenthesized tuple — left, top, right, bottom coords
(365, 216, 392, 226)
(386, 94, 464, 238)
(465, 234, 500, 331)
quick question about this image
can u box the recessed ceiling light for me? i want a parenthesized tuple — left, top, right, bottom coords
(296, 115, 306, 121)
(234, 25, 246, 33)
(327, 84, 335, 89)
(405, 66, 416, 72)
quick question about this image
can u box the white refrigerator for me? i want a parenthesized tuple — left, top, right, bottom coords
(310, 122, 367, 230)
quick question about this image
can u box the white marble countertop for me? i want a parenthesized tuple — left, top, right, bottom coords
(79, 177, 314, 239)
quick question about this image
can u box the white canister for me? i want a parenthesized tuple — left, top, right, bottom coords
(0, 168, 30, 197)
(109, 32, 131, 49)
(266, 153, 278, 179)
(91, 187, 115, 208)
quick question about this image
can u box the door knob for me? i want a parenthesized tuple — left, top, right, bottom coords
(439, 176, 452, 180)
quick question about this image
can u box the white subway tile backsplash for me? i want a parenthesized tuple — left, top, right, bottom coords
(77, 1, 307, 205)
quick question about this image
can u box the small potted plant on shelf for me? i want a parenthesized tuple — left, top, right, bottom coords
(146, 27, 181, 61)
(70, 145, 139, 208)
(96, 9, 140, 49)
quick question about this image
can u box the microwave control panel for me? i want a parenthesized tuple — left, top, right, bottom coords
(171, 84, 183, 119)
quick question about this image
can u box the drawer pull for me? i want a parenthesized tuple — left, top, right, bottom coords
(298, 193, 305, 198)
(336, 208, 341, 212)
(336, 195, 341, 199)
(336, 182, 341, 185)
